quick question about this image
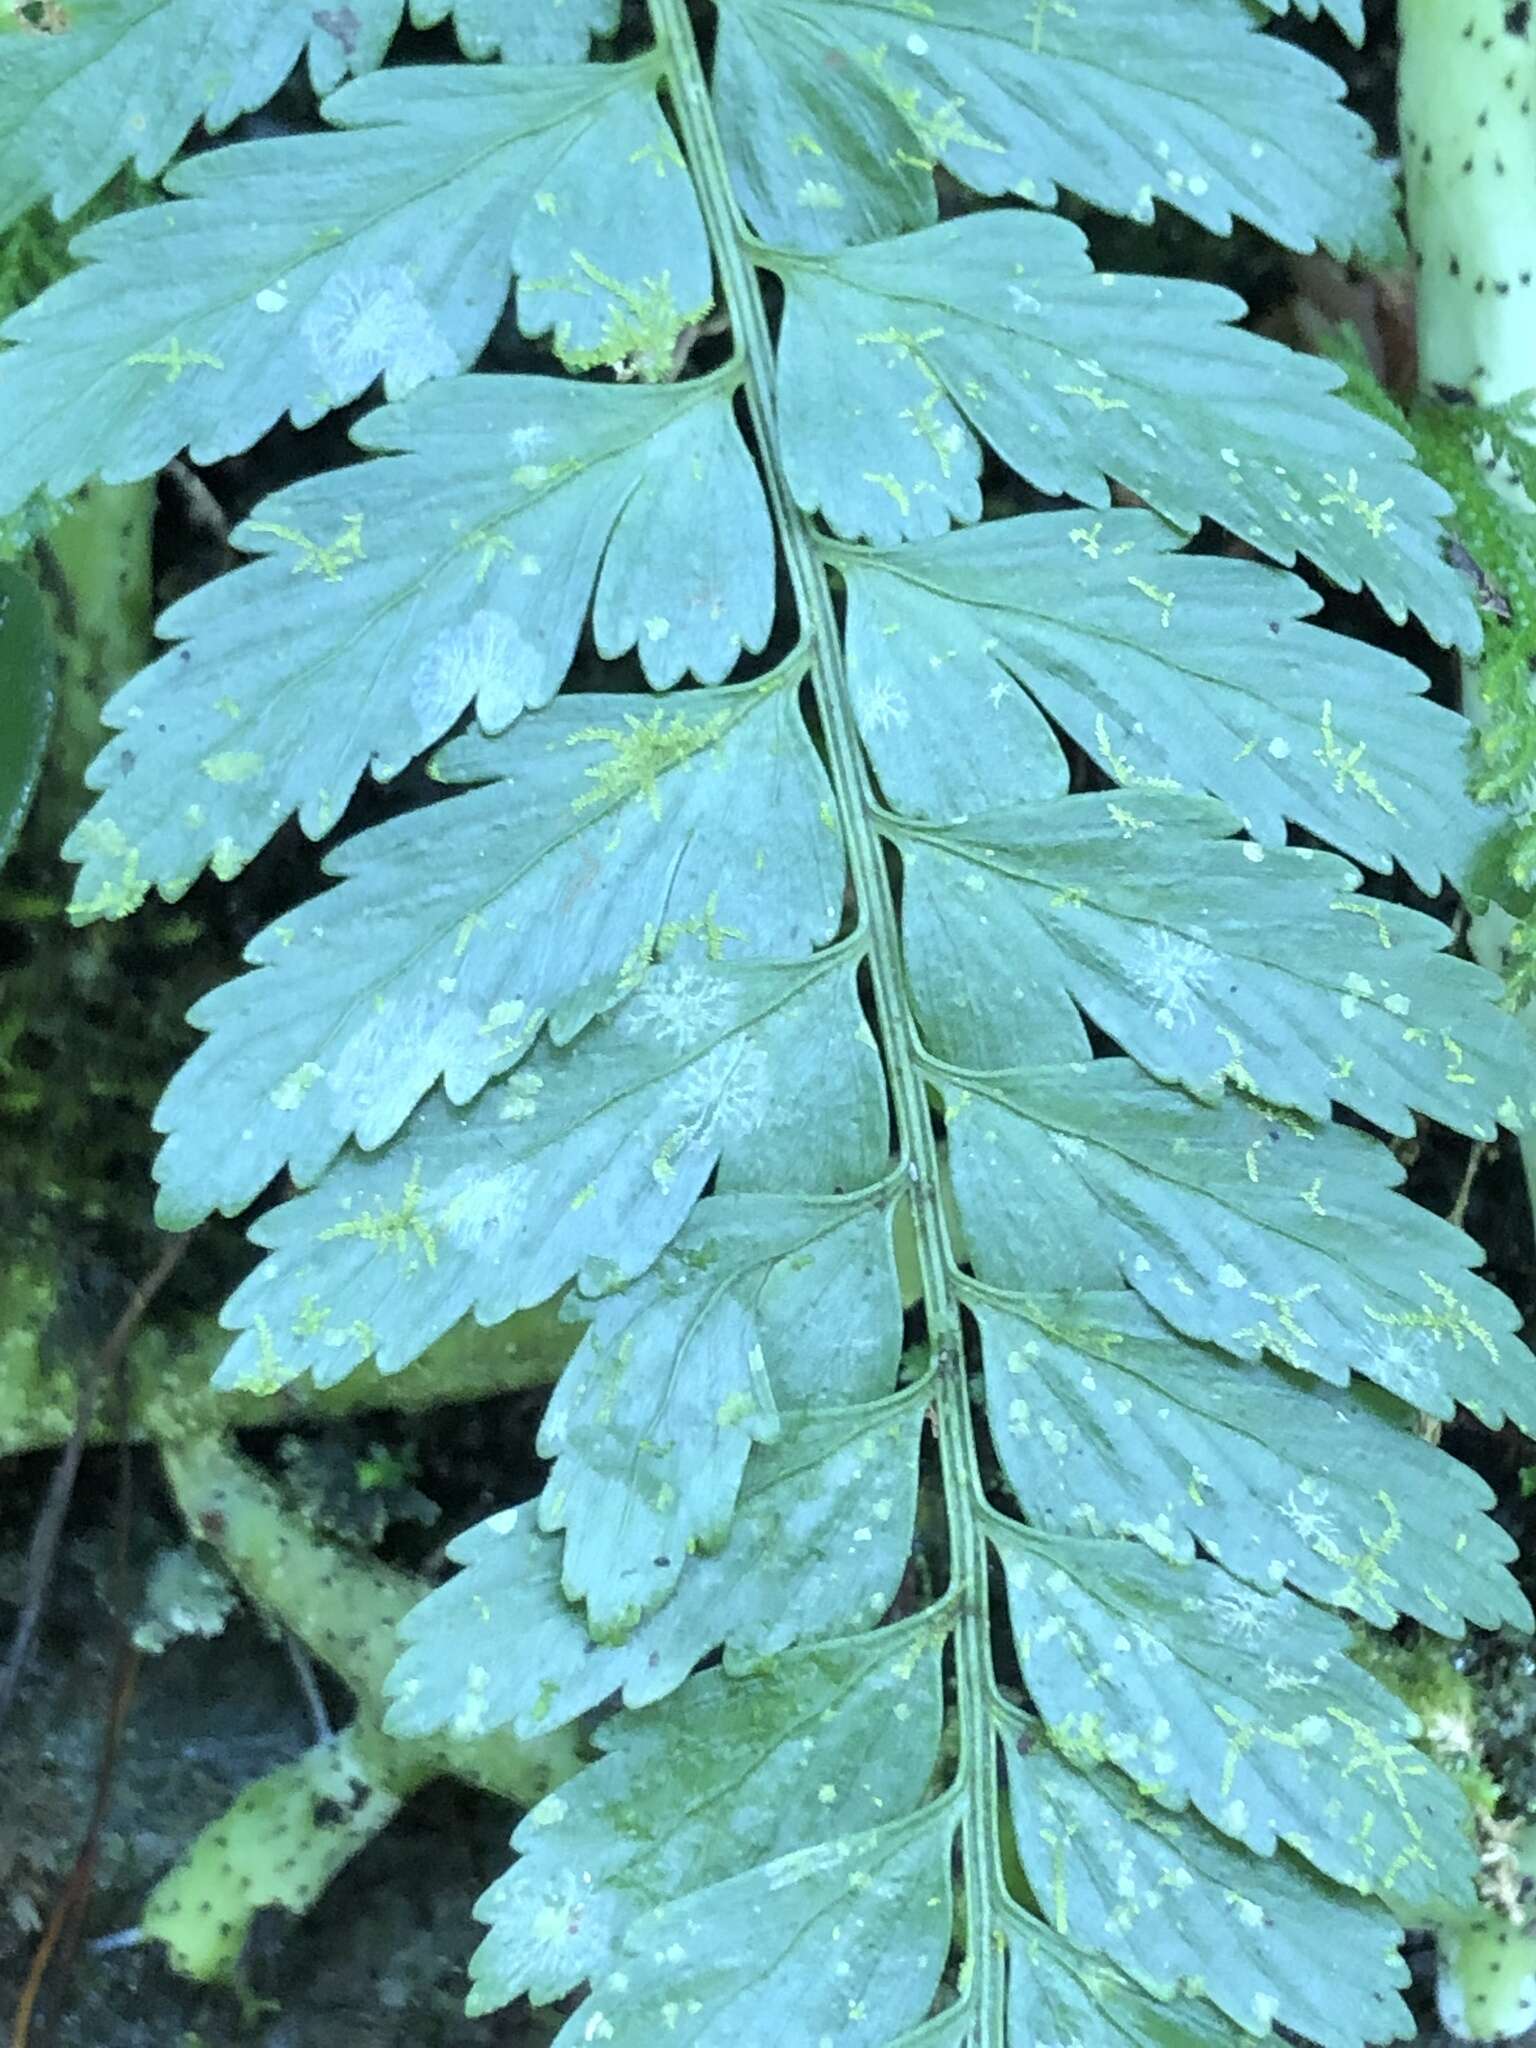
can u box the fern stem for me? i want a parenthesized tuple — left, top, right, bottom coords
(159, 1431, 585, 1806)
(648, 0, 1002, 2021)
(0, 1261, 573, 1460)
(1399, 0, 1536, 406)
(1399, 0, 1536, 1234)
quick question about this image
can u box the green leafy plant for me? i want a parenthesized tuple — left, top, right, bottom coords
(0, 558, 51, 867)
(3, 2, 1535, 2039)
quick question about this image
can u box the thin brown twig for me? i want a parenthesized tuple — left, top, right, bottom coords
(9, 1614, 140, 2048)
(10, 1233, 174, 2048)
(0, 1233, 190, 1737)
(25, 1412, 142, 2048)
(1451, 1138, 1492, 1233)
(164, 458, 232, 549)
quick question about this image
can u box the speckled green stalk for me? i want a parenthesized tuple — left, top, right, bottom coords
(1438, 1854, 1536, 2045)
(30, 478, 155, 788)
(141, 1713, 414, 1983)
(2, 194, 157, 701)
(1397, 30, 1536, 2023)
(1400, 0, 1536, 1234)
(159, 1434, 586, 1800)
(149, 1434, 586, 1982)
(0, 1270, 576, 1459)
(1401, 0, 1536, 405)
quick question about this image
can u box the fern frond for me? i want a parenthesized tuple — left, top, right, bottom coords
(0, 60, 711, 513)
(62, 379, 769, 919)
(10, 3, 1531, 2041)
(0, 0, 617, 232)
(711, 0, 1388, 254)
(1256, 0, 1364, 37)
(837, 516, 1482, 886)
(775, 215, 1475, 645)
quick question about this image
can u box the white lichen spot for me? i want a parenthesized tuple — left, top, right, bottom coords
(1366, 1328, 1441, 1403)
(1281, 1488, 1338, 1547)
(412, 609, 540, 738)
(1210, 1583, 1271, 1643)
(621, 964, 732, 1052)
(255, 281, 288, 314)
(667, 1042, 770, 1146)
(855, 670, 911, 734)
(437, 1165, 531, 1249)
(1130, 929, 1218, 1030)
(303, 263, 456, 397)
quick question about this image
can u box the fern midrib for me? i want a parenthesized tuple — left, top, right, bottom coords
(649, 0, 1004, 2025)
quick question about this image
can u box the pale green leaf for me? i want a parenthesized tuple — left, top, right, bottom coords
(841, 512, 1486, 889)
(213, 954, 884, 1383)
(0, 0, 397, 232)
(546, 1801, 953, 2048)
(946, 1060, 1536, 1430)
(971, 1288, 1527, 1634)
(151, 675, 824, 1224)
(898, 790, 1529, 1137)
(1003, 1717, 1410, 2045)
(409, 0, 619, 60)
(778, 216, 1474, 646)
(893, 2012, 978, 2048)
(712, 0, 1389, 255)
(467, 1619, 943, 2011)
(386, 1388, 926, 1737)
(994, 1521, 1473, 1911)
(539, 1194, 901, 1636)
(33, 4, 1530, 2033)
(1257, 0, 1365, 39)
(64, 373, 771, 918)
(1006, 1911, 1297, 2048)
(0, 58, 711, 514)
(0, 0, 618, 234)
